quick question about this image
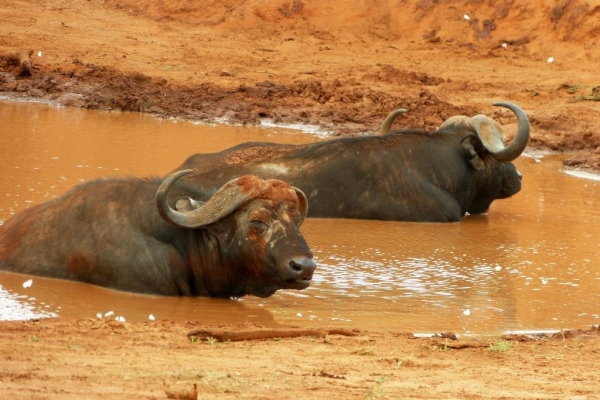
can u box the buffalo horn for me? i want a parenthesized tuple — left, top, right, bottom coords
(156, 170, 309, 229)
(378, 108, 407, 135)
(486, 101, 530, 162)
(293, 188, 308, 226)
(438, 102, 530, 163)
(156, 170, 259, 229)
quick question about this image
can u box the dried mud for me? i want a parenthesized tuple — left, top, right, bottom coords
(1, 318, 600, 399)
(1, 0, 600, 398)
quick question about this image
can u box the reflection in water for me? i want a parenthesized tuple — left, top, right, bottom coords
(1, 100, 600, 334)
(0, 283, 58, 321)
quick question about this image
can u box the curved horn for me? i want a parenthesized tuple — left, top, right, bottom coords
(293, 187, 308, 226)
(156, 170, 258, 229)
(488, 101, 530, 162)
(378, 109, 407, 135)
(440, 102, 530, 162)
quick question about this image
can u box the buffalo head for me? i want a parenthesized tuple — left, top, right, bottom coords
(379, 101, 530, 217)
(156, 170, 316, 298)
(437, 102, 530, 215)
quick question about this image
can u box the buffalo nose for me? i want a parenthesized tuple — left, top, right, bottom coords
(287, 256, 316, 278)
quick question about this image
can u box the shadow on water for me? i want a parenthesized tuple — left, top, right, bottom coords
(1, 100, 600, 334)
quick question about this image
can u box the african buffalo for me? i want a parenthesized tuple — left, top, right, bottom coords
(169, 102, 529, 222)
(0, 171, 316, 297)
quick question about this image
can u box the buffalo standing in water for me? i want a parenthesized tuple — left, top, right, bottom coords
(0, 171, 316, 297)
(169, 102, 530, 222)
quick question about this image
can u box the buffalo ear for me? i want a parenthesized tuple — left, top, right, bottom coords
(175, 197, 204, 212)
(461, 135, 486, 171)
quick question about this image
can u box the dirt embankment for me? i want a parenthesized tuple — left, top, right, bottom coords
(1, 2, 600, 398)
(1, 318, 600, 399)
(1, 0, 599, 169)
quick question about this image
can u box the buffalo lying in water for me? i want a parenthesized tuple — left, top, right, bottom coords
(169, 102, 530, 222)
(0, 171, 316, 297)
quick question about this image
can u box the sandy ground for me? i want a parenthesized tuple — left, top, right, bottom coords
(1, 0, 600, 398)
(1, 319, 600, 399)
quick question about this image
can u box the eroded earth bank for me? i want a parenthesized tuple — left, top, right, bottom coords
(1, 0, 600, 399)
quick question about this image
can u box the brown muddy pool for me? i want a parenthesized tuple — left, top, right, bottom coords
(1, 99, 599, 335)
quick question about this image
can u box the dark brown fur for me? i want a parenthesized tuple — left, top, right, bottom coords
(0, 174, 316, 297)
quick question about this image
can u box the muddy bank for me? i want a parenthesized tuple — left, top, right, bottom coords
(2, 55, 600, 171)
(0, 55, 473, 134)
(1, 1, 600, 398)
(2, 0, 599, 171)
(1, 318, 599, 399)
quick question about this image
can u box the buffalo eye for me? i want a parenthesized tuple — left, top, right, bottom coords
(250, 218, 269, 234)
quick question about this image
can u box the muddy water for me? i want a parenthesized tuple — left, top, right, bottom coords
(1, 100, 599, 334)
